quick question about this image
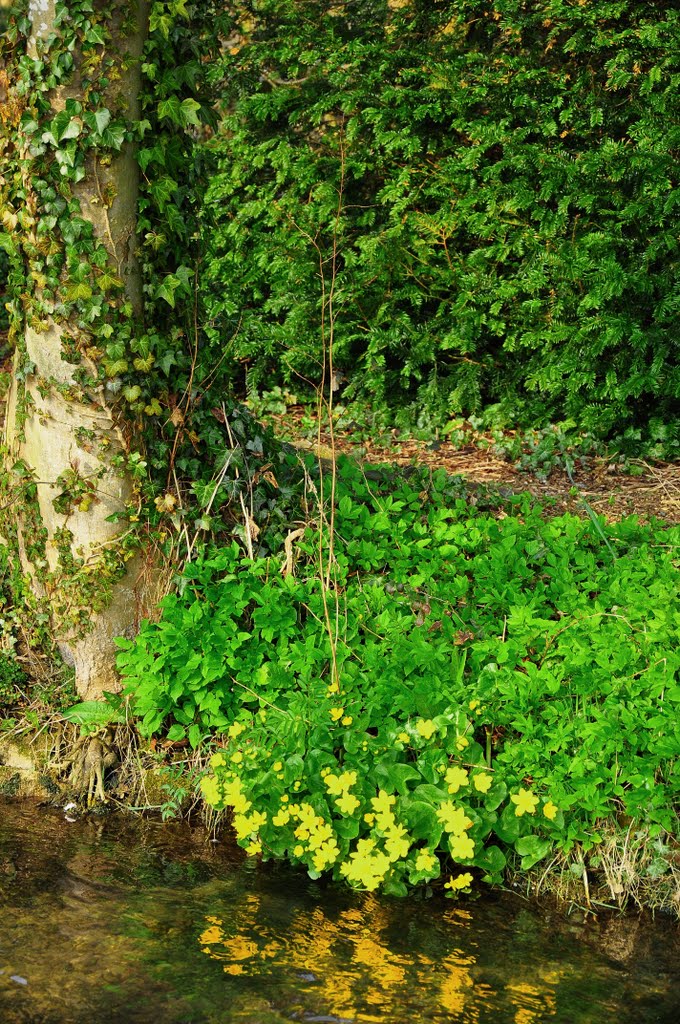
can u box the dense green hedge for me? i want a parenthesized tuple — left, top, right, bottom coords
(201, 0, 680, 449)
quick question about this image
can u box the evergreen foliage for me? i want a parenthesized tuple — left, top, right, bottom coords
(202, 0, 680, 450)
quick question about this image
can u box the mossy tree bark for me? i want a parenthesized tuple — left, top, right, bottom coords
(3, 0, 153, 699)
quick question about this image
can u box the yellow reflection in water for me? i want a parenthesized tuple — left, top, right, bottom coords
(198, 893, 564, 1021)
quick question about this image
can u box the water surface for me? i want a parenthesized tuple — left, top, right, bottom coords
(0, 801, 678, 1023)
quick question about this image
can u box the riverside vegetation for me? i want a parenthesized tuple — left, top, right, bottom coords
(0, 0, 678, 915)
(112, 456, 680, 909)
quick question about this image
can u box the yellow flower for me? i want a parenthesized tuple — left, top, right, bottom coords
(293, 845, 305, 857)
(436, 801, 473, 834)
(385, 824, 411, 862)
(272, 761, 283, 772)
(473, 772, 493, 794)
(210, 752, 226, 768)
(308, 822, 334, 850)
(228, 721, 245, 738)
(245, 840, 261, 856)
(281, 794, 289, 803)
(414, 849, 438, 873)
(449, 833, 475, 860)
(397, 732, 410, 744)
(468, 700, 479, 710)
(371, 790, 396, 815)
(445, 872, 473, 891)
(272, 808, 291, 827)
(341, 716, 353, 726)
(330, 707, 344, 721)
(338, 770, 357, 790)
(445, 766, 469, 793)
(543, 800, 558, 820)
(511, 788, 539, 817)
(233, 810, 265, 841)
(416, 719, 437, 739)
(231, 792, 251, 814)
(312, 839, 340, 871)
(230, 751, 243, 764)
(324, 773, 343, 795)
(340, 843, 390, 891)
(201, 776, 221, 804)
(455, 735, 470, 751)
(336, 792, 360, 815)
(364, 812, 375, 824)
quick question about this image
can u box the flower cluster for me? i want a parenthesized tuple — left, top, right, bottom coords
(200, 704, 563, 898)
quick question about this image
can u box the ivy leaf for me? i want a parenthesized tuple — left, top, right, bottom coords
(94, 108, 111, 135)
(157, 350, 177, 375)
(156, 275, 179, 307)
(59, 118, 82, 142)
(157, 96, 182, 124)
(101, 124, 126, 150)
(97, 270, 124, 292)
(150, 10, 174, 39)
(63, 282, 93, 302)
(180, 98, 202, 126)
(85, 24, 106, 46)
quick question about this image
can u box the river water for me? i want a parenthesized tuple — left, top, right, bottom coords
(0, 801, 677, 1023)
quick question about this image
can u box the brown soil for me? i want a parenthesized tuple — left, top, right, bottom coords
(271, 407, 680, 525)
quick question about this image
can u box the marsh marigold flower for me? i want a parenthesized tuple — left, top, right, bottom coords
(543, 800, 558, 820)
(511, 788, 539, 816)
(449, 833, 475, 860)
(445, 872, 474, 891)
(414, 849, 438, 873)
(473, 772, 493, 794)
(336, 791, 360, 815)
(416, 719, 437, 739)
(445, 766, 469, 793)
(436, 801, 473, 834)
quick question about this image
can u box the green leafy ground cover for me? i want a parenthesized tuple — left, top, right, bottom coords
(117, 459, 680, 897)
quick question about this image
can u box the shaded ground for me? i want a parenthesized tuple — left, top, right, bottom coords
(270, 406, 680, 525)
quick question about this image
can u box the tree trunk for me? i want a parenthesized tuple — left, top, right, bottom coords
(3, 0, 153, 699)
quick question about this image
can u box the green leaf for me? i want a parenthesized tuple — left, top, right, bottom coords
(180, 98, 202, 126)
(402, 799, 441, 841)
(375, 761, 421, 795)
(62, 700, 124, 730)
(474, 844, 507, 882)
(157, 96, 182, 124)
(284, 754, 304, 784)
(484, 780, 508, 812)
(94, 108, 111, 135)
(515, 835, 552, 870)
(493, 803, 523, 844)
(60, 118, 82, 142)
(63, 282, 93, 302)
(166, 724, 187, 742)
